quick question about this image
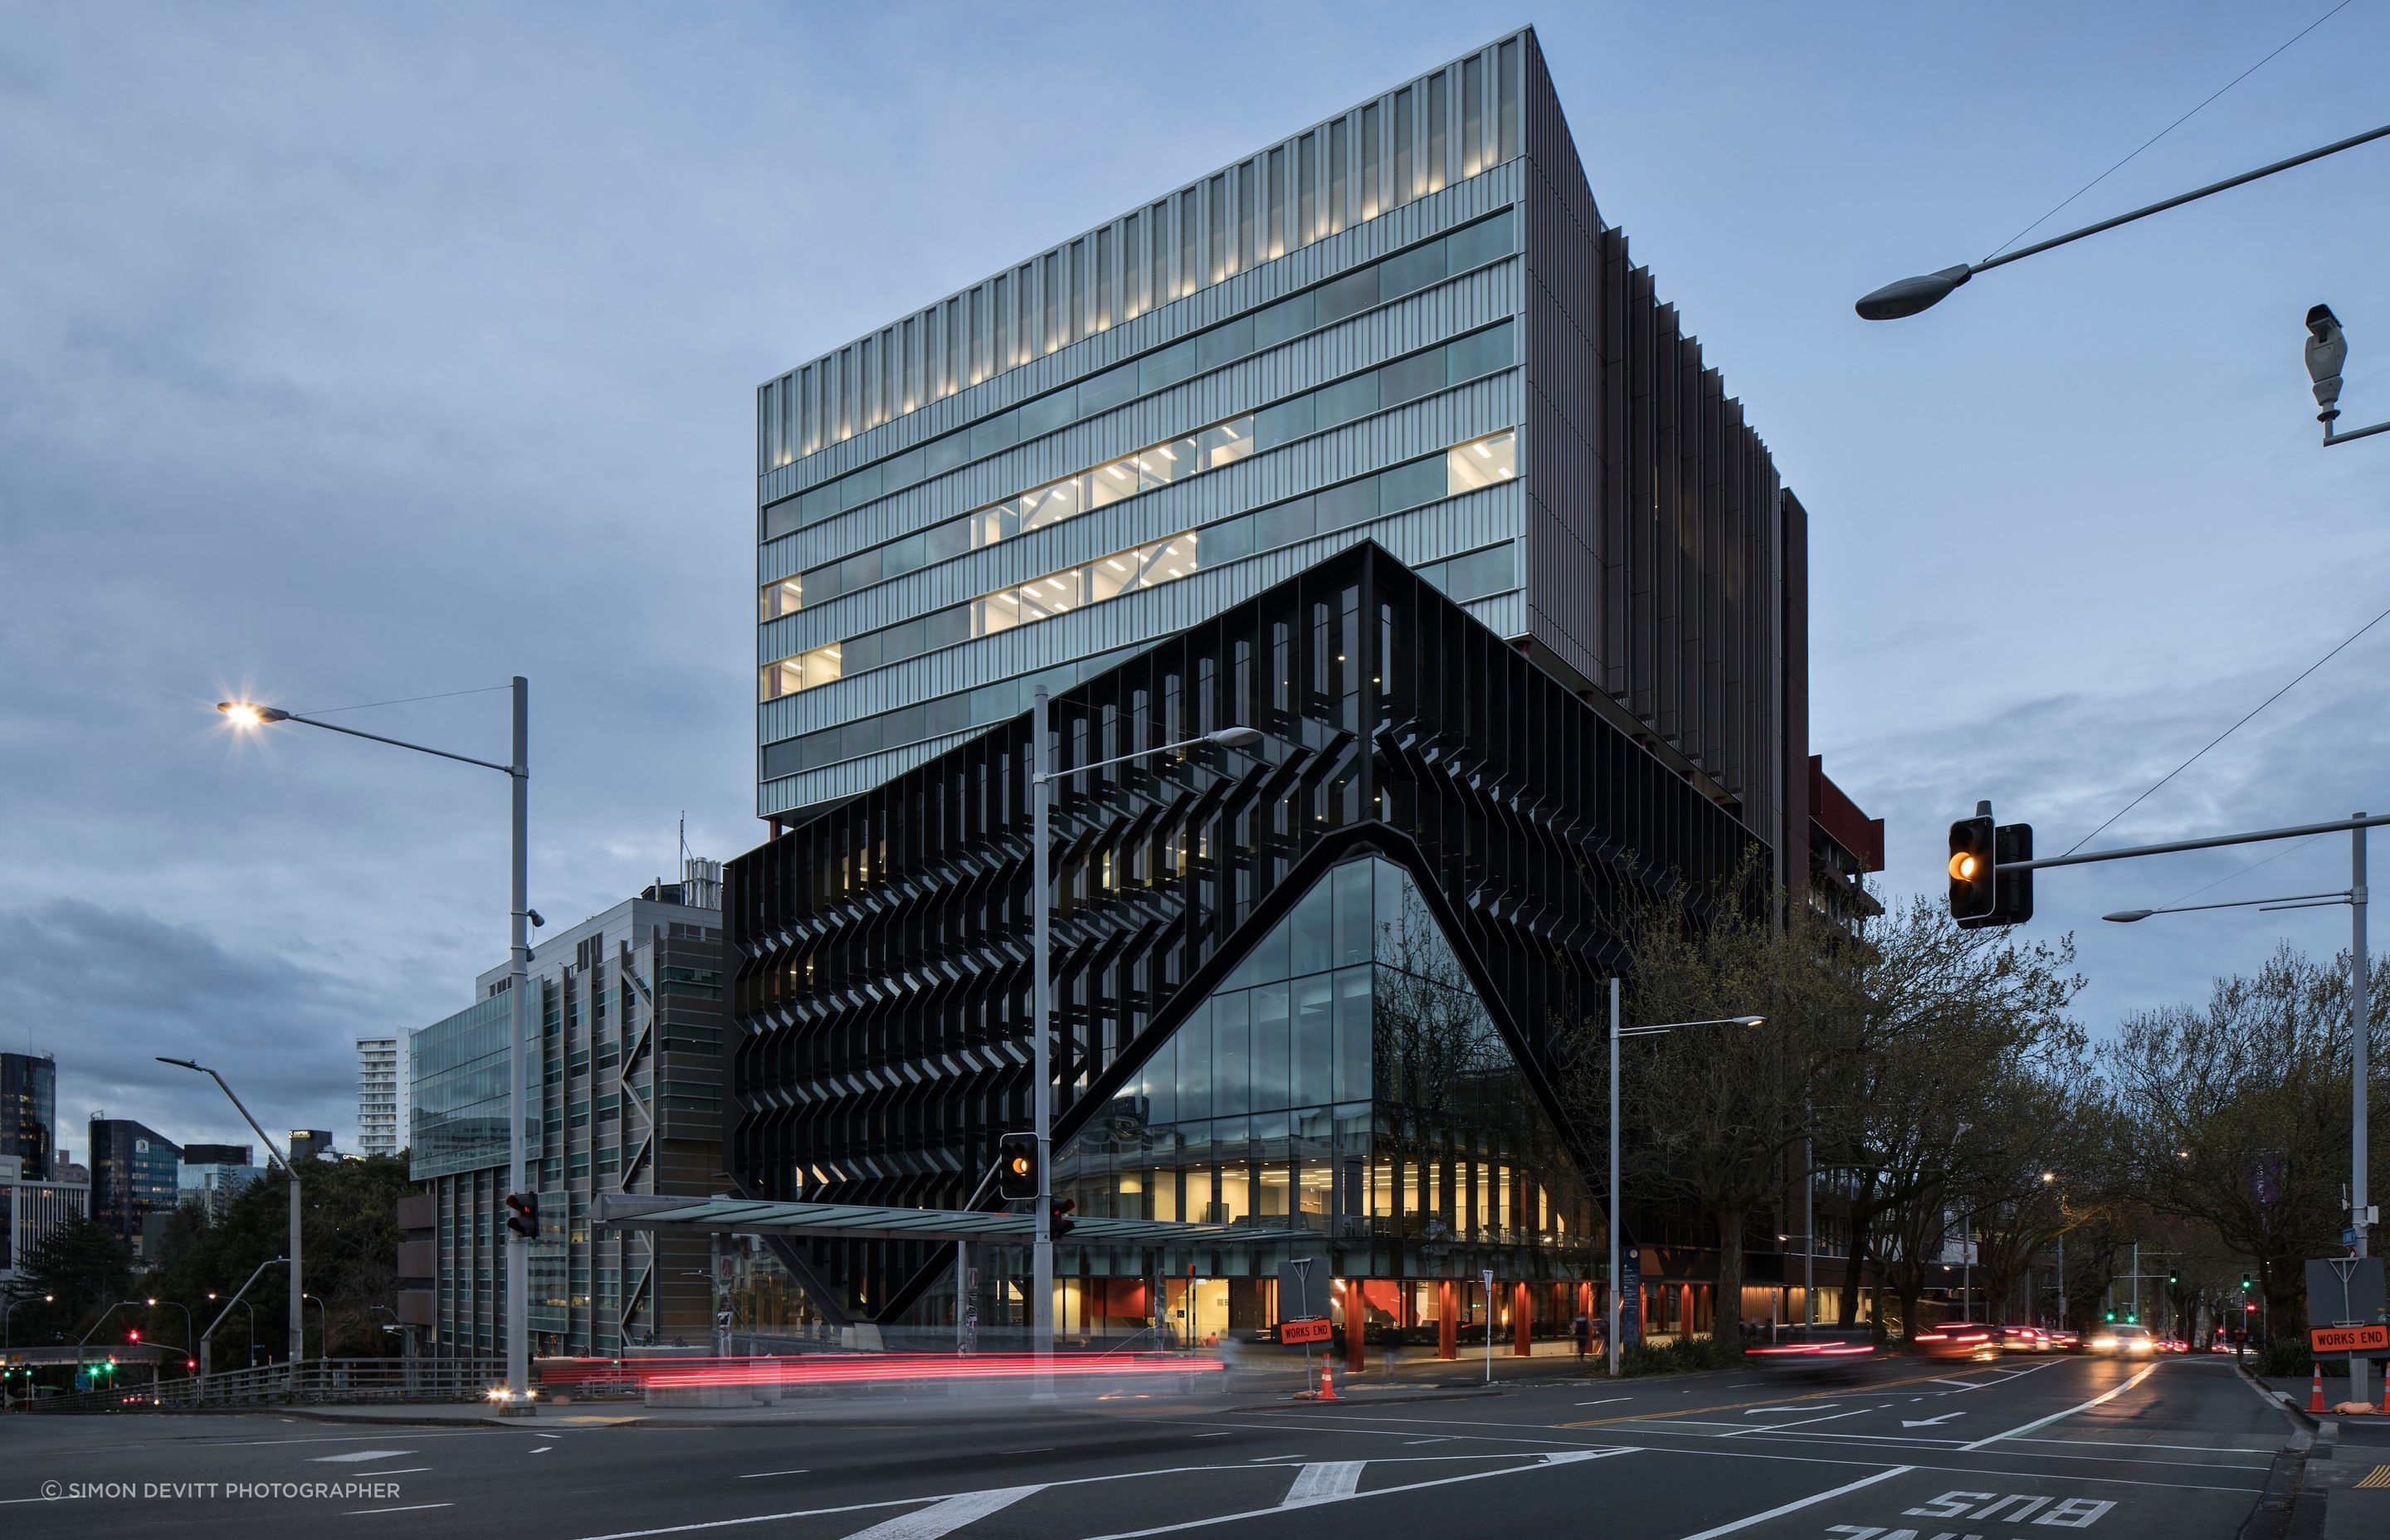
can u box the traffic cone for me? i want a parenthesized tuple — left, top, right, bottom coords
(2310, 1364, 2326, 1415)
(1319, 1360, 1338, 1401)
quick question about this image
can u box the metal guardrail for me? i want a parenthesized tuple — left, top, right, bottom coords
(24, 1357, 507, 1414)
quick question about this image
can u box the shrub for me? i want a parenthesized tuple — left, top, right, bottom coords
(1621, 1334, 1740, 1376)
(2256, 1338, 2313, 1378)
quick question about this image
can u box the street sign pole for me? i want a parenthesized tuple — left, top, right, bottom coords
(1481, 1269, 1495, 1385)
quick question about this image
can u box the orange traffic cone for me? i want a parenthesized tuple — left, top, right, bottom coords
(2310, 1364, 2326, 1415)
(1319, 1359, 1338, 1401)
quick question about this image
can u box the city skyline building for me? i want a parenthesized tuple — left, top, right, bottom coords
(0, 1051, 57, 1182)
(0, 1153, 89, 1287)
(412, 866, 728, 1358)
(86, 1116, 181, 1260)
(356, 1034, 412, 1157)
(178, 1143, 269, 1225)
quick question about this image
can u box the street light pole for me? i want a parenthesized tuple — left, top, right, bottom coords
(156, 1058, 304, 1379)
(1607, 992, 1768, 1376)
(1023, 690, 1263, 1368)
(217, 677, 532, 1411)
(1032, 686, 1054, 1366)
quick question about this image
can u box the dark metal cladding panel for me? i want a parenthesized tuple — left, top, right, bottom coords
(722, 543, 1764, 1321)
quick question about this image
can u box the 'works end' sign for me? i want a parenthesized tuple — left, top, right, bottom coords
(1279, 1318, 1332, 1345)
(2309, 1323, 2389, 1355)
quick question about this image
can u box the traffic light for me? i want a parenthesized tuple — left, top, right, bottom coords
(1949, 811, 1996, 921)
(1950, 806, 2034, 928)
(2167, 1271, 2178, 1286)
(2240, 1274, 2252, 1292)
(2104, 1309, 2117, 1323)
(2245, 1302, 2258, 1315)
(1050, 1197, 1077, 1240)
(504, 1191, 540, 1239)
(2126, 1311, 2139, 1324)
(997, 1132, 1039, 1201)
(126, 1328, 140, 1343)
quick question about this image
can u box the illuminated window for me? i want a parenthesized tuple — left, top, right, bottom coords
(759, 646, 841, 702)
(759, 577, 802, 621)
(1446, 431, 1516, 494)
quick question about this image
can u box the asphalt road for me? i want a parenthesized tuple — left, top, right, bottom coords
(0, 1352, 2295, 1540)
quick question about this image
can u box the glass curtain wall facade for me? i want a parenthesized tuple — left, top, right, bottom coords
(0, 1053, 56, 1182)
(726, 543, 1759, 1327)
(411, 888, 727, 1358)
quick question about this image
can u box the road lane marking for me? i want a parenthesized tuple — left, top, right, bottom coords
(1280, 1462, 1365, 1503)
(1078, 1450, 1634, 1540)
(574, 1497, 932, 1538)
(1744, 1403, 1840, 1415)
(1576, 1396, 1632, 1406)
(1959, 1362, 2159, 1450)
(310, 1450, 417, 1463)
(997, 1448, 1053, 1455)
(363, 1467, 432, 1476)
(529, 1447, 553, 1455)
(346, 1504, 456, 1516)
(1191, 1433, 1232, 1439)
(1723, 1406, 1880, 1439)
(841, 1485, 1043, 1540)
(738, 1469, 811, 1479)
(1902, 1413, 1964, 1427)
(1672, 1466, 1913, 1540)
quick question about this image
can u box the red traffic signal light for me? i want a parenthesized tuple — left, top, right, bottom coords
(1050, 1197, 1077, 1240)
(505, 1191, 540, 1239)
(186, 1359, 198, 1371)
(2245, 1303, 2258, 1313)
(127, 1328, 141, 1343)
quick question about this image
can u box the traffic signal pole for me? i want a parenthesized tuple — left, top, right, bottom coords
(1031, 687, 1055, 1372)
(1976, 806, 2384, 1401)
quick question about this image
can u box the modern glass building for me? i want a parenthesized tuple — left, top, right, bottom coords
(87, 1118, 181, 1257)
(724, 30, 1880, 1346)
(0, 1052, 56, 1183)
(412, 873, 729, 1357)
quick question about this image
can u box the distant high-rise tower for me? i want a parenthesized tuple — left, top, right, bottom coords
(0, 1052, 56, 1182)
(355, 1035, 412, 1157)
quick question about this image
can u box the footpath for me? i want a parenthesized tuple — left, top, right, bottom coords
(2254, 1369, 2390, 1540)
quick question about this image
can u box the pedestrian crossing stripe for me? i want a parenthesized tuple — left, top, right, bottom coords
(2357, 1466, 2390, 1490)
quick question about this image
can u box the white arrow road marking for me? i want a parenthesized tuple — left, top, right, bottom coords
(839, 1486, 1044, 1540)
(1960, 1362, 2159, 1451)
(1902, 1412, 1965, 1427)
(1672, 1466, 1914, 1540)
(1281, 1463, 1365, 1504)
(310, 1450, 416, 1463)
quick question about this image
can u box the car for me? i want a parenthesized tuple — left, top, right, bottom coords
(2085, 1323, 2158, 1357)
(1743, 1326, 1879, 1379)
(1913, 1323, 1999, 1362)
(2000, 1324, 2046, 1353)
(2046, 1328, 2080, 1352)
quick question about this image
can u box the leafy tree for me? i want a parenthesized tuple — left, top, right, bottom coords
(2104, 943, 2385, 1337)
(4, 1216, 134, 1346)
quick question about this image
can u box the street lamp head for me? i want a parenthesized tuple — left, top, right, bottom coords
(1736, 1016, 1768, 1029)
(1856, 263, 1973, 321)
(217, 701, 290, 728)
(156, 1055, 207, 1073)
(1206, 726, 1265, 750)
(2041, 1171, 2056, 1184)
(2102, 909, 2153, 924)
(2305, 303, 2345, 422)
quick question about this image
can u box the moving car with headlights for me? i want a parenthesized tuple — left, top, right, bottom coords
(2000, 1324, 2048, 1353)
(1913, 1323, 1999, 1362)
(1742, 1325, 1879, 1380)
(2085, 1323, 2157, 1356)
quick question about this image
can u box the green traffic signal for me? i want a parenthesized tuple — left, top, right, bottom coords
(2105, 1309, 2117, 1322)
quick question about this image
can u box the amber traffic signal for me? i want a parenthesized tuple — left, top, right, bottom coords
(997, 1132, 1039, 1201)
(1949, 812, 1997, 921)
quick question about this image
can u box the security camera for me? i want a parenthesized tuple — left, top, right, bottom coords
(2305, 304, 2345, 422)
(527, 909, 545, 928)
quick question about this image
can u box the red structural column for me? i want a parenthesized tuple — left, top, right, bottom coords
(1513, 1282, 1532, 1357)
(1346, 1285, 1368, 1374)
(1437, 1280, 1457, 1360)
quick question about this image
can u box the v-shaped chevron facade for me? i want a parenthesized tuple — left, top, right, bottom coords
(725, 543, 1763, 1323)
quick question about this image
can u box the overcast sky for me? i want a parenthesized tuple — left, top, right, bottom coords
(4, 2, 2387, 1156)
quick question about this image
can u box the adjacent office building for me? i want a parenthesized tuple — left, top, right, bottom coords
(723, 29, 1882, 1343)
(0, 1153, 88, 1285)
(178, 1143, 269, 1224)
(413, 865, 728, 1358)
(0, 1051, 57, 1182)
(87, 1118, 181, 1258)
(356, 1035, 412, 1158)
(289, 1129, 337, 1163)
